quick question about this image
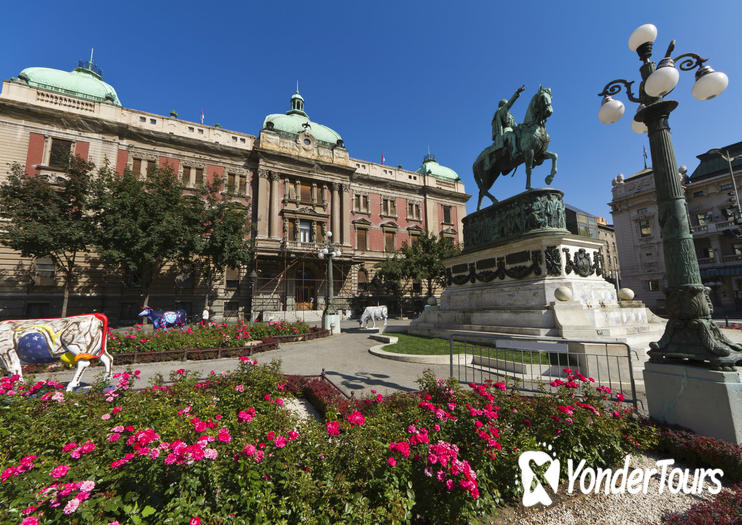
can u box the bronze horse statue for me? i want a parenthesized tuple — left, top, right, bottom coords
(473, 86, 558, 210)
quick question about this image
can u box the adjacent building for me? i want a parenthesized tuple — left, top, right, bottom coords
(0, 59, 469, 322)
(610, 141, 742, 313)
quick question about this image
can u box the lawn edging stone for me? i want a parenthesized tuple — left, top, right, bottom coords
(368, 335, 473, 365)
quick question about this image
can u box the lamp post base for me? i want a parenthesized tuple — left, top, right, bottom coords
(648, 284, 742, 370)
(322, 313, 340, 335)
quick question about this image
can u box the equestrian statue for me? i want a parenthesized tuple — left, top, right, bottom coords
(473, 85, 558, 210)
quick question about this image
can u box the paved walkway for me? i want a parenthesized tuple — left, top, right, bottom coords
(39, 320, 449, 398)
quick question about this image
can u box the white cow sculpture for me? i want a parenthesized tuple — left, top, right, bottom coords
(359, 305, 388, 329)
(0, 313, 113, 391)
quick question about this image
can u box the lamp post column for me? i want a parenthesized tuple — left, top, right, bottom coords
(326, 250, 335, 315)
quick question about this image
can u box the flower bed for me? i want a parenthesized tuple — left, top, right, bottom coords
(20, 324, 328, 374)
(107, 320, 319, 354)
(659, 482, 742, 524)
(653, 426, 742, 482)
(0, 364, 655, 524)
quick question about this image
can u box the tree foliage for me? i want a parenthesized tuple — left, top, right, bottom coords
(193, 175, 254, 303)
(398, 232, 460, 296)
(0, 158, 95, 315)
(91, 165, 200, 306)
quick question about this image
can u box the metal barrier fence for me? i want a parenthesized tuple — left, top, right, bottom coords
(449, 333, 638, 409)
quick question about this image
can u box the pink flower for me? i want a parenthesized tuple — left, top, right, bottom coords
(204, 448, 218, 460)
(112, 406, 122, 414)
(346, 410, 366, 426)
(235, 384, 244, 392)
(326, 421, 341, 436)
(62, 443, 78, 452)
(190, 518, 202, 525)
(109, 522, 120, 525)
(242, 444, 256, 456)
(274, 436, 287, 449)
(50, 464, 69, 479)
(80, 480, 95, 492)
(387, 457, 397, 467)
(21, 518, 39, 525)
(101, 413, 111, 420)
(108, 433, 121, 442)
(217, 428, 231, 443)
(63, 497, 80, 514)
(77, 491, 91, 501)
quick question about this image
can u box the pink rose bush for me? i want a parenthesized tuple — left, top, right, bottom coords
(0, 358, 651, 524)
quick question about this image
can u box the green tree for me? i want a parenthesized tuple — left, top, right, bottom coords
(91, 165, 199, 307)
(193, 175, 254, 305)
(0, 158, 95, 316)
(399, 232, 460, 296)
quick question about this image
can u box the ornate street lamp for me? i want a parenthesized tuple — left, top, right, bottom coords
(318, 231, 341, 332)
(598, 23, 741, 369)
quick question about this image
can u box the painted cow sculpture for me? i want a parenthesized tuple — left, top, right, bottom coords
(359, 305, 388, 329)
(138, 306, 187, 330)
(0, 313, 113, 391)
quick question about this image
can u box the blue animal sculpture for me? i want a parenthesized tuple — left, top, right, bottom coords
(138, 306, 188, 330)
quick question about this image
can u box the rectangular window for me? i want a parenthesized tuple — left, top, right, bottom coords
(139, 116, 146, 123)
(442, 205, 452, 224)
(195, 167, 204, 186)
(410, 233, 420, 246)
(637, 207, 649, 214)
(407, 202, 421, 220)
(35, 256, 55, 280)
(412, 281, 422, 294)
(238, 174, 247, 194)
(356, 228, 367, 251)
(385, 231, 395, 252)
(639, 219, 652, 237)
(145, 160, 155, 178)
(382, 198, 396, 216)
(647, 279, 661, 291)
(182, 166, 192, 186)
(300, 183, 312, 203)
(225, 267, 240, 290)
(132, 158, 142, 177)
(287, 219, 296, 241)
(150, 118, 157, 125)
(315, 222, 323, 242)
(300, 220, 312, 243)
(721, 183, 734, 191)
(696, 211, 713, 225)
(227, 172, 236, 191)
(734, 243, 742, 256)
(49, 138, 73, 170)
(224, 301, 239, 318)
(354, 194, 361, 211)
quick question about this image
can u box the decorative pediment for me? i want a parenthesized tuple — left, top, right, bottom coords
(407, 224, 424, 233)
(281, 207, 327, 219)
(380, 221, 399, 231)
(352, 217, 373, 226)
(440, 226, 457, 235)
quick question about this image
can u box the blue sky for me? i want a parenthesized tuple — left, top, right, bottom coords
(3, 1, 740, 220)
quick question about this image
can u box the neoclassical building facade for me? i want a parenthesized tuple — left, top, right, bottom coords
(0, 59, 469, 322)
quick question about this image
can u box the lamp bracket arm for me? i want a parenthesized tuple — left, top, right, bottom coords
(664, 40, 676, 58)
(672, 52, 709, 72)
(598, 79, 641, 104)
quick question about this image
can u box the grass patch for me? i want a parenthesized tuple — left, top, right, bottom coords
(385, 333, 552, 364)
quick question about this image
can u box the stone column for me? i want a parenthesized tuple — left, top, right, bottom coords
(269, 172, 280, 239)
(342, 184, 352, 245)
(331, 183, 340, 238)
(312, 183, 318, 204)
(284, 178, 290, 202)
(295, 180, 301, 203)
(257, 169, 270, 237)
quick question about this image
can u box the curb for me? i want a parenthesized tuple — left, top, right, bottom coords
(367, 335, 473, 365)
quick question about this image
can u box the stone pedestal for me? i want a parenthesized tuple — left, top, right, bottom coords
(644, 362, 742, 444)
(409, 189, 665, 370)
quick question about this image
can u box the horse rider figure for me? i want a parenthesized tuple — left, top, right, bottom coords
(486, 85, 526, 171)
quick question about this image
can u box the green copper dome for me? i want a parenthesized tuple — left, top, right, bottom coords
(17, 61, 121, 106)
(263, 89, 343, 146)
(415, 153, 460, 181)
